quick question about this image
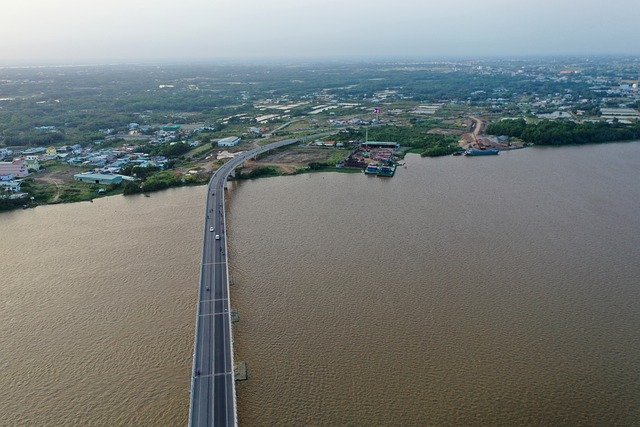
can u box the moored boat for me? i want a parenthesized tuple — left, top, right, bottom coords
(464, 148, 499, 156)
(377, 165, 396, 177)
(365, 164, 380, 174)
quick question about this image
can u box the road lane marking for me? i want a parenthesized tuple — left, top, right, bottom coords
(199, 310, 228, 317)
(198, 372, 233, 378)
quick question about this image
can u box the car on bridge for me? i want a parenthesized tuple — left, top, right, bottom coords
(210, 226, 214, 232)
(215, 234, 220, 240)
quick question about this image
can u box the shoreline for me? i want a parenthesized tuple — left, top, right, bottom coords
(4, 138, 640, 213)
(0, 166, 362, 213)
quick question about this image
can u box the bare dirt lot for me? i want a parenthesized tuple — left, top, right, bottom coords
(241, 147, 349, 174)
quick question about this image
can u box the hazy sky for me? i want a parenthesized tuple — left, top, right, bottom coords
(2, 0, 639, 64)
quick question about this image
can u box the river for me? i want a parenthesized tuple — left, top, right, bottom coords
(2, 142, 640, 424)
(0, 187, 204, 425)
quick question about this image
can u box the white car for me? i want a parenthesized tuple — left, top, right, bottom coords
(209, 226, 214, 232)
(215, 234, 220, 240)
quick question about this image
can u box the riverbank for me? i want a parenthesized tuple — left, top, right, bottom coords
(0, 159, 362, 213)
(4, 137, 639, 213)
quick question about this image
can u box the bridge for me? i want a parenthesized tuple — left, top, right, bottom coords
(188, 138, 300, 426)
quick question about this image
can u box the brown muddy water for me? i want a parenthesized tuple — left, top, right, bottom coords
(0, 187, 204, 425)
(2, 142, 640, 425)
(227, 143, 640, 425)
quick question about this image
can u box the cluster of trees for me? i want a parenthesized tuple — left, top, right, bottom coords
(3, 130, 65, 146)
(236, 166, 281, 179)
(123, 171, 183, 194)
(421, 141, 462, 157)
(119, 164, 161, 179)
(137, 142, 191, 158)
(487, 119, 640, 145)
(0, 195, 27, 211)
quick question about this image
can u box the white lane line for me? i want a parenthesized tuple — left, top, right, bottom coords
(199, 310, 229, 317)
(200, 298, 228, 303)
(196, 310, 204, 427)
(211, 251, 216, 423)
(203, 262, 227, 266)
(198, 372, 234, 379)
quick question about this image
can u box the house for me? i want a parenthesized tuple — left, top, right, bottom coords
(22, 147, 46, 155)
(218, 136, 241, 147)
(73, 173, 123, 185)
(249, 127, 269, 135)
(0, 180, 22, 193)
(24, 156, 40, 171)
(0, 159, 29, 178)
(88, 155, 108, 167)
(46, 146, 57, 157)
(0, 148, 12, 159)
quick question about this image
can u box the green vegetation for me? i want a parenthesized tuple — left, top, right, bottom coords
(327, 150, 350, 165)
(0, 196, 28, 211)
(138, 142, 191, 158)
(237, 166, 282, 179)
(122, 168, 209, 195)
(119, 164, 161, 179)
(123, 171, 184, 194)
(142, 171, 183, 191)
(421, 144, 463, 157)
(57, 183, 120, 203)
(487, 119, 640, 145)
(19, 179, 56, 203)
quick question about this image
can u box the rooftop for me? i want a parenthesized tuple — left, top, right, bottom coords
(74, 172, 122, 180)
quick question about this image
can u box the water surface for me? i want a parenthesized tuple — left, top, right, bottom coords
(1, 187, 204, 425)
(228, 143, 640, 425)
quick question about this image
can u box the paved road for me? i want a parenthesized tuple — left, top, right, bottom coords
(188, 138, 300, 427)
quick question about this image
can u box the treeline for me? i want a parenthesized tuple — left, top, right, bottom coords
(123, 171, 183, 194)
(421, 142, 462, 157)
(236, 166, 281, 179)
(3, 130, 65, 146)
(123, 169, 210, 195)
(0, 196, 27, 211)
(486, 119, 640, 145)
(137, 142, 191, 158)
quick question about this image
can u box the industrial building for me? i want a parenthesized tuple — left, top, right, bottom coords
(73, 173, 123, 185)
(600, 108, 640, 121)
(361, 141, 400, 150)
(217, 136, 241, 147)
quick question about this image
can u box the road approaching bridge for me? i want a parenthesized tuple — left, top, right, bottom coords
(188, 138, 300, 427)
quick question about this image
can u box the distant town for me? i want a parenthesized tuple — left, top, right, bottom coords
(1, 57, 639, 211)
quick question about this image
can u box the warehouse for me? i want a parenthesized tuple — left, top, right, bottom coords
(73, 173, 123, 185)
(217, 136, 241, 147)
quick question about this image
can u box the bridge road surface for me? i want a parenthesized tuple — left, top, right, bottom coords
(188, 138, 300, 427)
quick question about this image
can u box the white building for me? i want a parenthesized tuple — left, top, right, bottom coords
(600, 108, 640, 121)
(0, 180, 21, 192)
(217, 136, 241, 147)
